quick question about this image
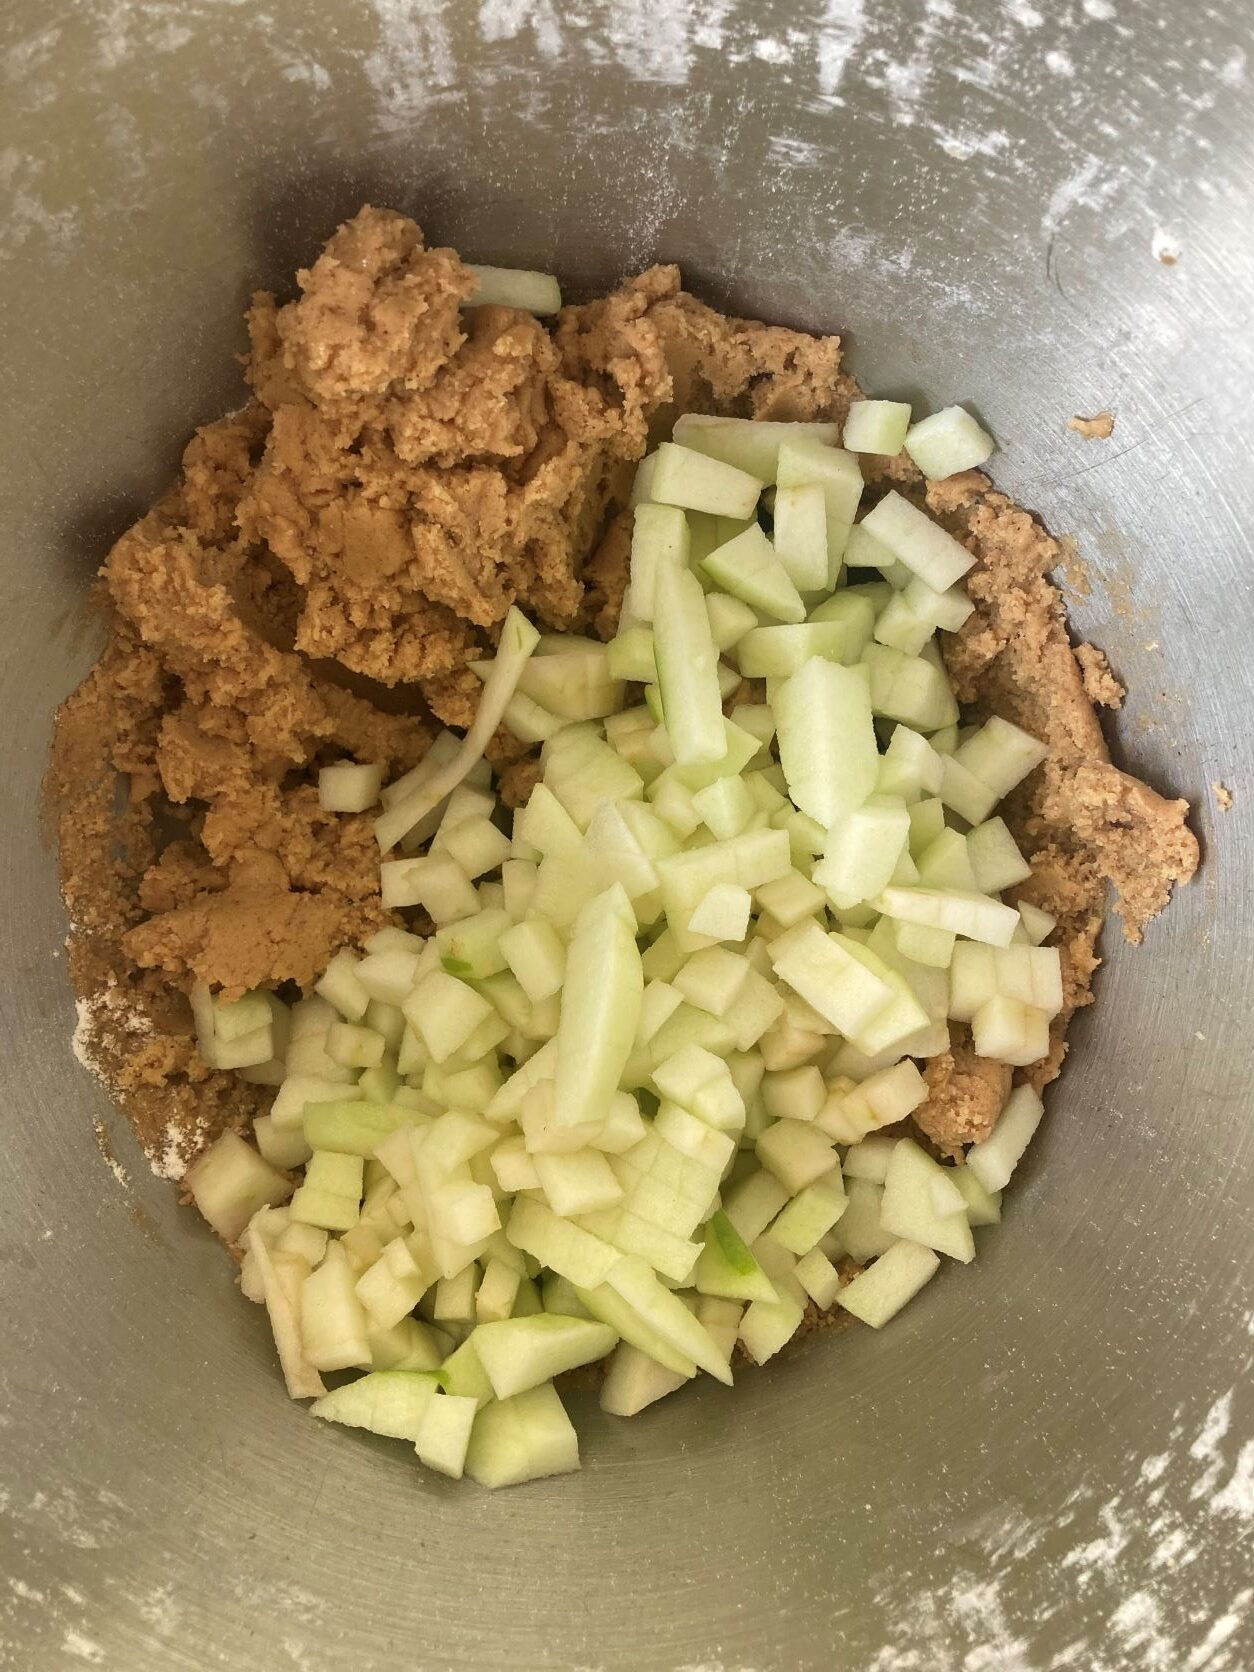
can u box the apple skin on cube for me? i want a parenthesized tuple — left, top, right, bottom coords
(693, 1211, 779, 1304)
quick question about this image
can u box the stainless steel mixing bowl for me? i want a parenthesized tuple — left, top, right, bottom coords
(3, 3, 1251, 1667)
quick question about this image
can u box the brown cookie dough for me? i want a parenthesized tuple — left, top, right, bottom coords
(48, 205, 1197, 1173)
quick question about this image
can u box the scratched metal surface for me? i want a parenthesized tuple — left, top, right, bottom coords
(1, 2, 1250, 1668)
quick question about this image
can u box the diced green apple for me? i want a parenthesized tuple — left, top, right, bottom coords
(312, 1369, 443, 1443)
(650, 441, 764, 519)
(859, 491, 975, 592)
(873, 886, 1020, 948)
(693, 1211, 779, 1303)
(671, 414, 839, 481)
(843, 399, 911, 456)
(465, 263, 562, 314)
(880, 1139, 975, 1262)
(414, 1392, 478, 1478)
(772, 658, 878, 827)
(622, 503, 690, 627)
(599, 1343, 690, 1416)
(464, 1383, 581, 1489)
(701, 525, 805, 623)
(904, 405, 995, 479)
(654, 559, 727, 767)
(604, 1256, 733, 1384)
(471, 1315, 618, 1400)
(185, 1132, 293, 1245)
(772, 482, 830, 591)
(836, 1239, 940, 1327)
(776, 438, 864, 572)
(552, 885, 642, 1127)
(971, 995, 1051, 1066)
(954, 716, 1048, 800)
(814, 796, 911, 910)
(736, 621, 850, 679)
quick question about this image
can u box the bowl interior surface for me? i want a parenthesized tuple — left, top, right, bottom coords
(1, 3, 1251, 1668)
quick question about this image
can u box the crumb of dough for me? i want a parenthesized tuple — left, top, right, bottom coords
(48, 204, 1197, 1176)
(1067, 410, 1115, 439)
(1213, 781, 1234, 811)
(1074, 643, 1124, 708)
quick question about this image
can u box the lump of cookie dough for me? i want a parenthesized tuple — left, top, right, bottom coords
(916, 1040, 1013, 1155)
(240, 207, 673, 696)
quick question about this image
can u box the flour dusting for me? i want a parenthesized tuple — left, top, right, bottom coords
(477, 0, 565, 58)
(1040, 155, 1121, 237)
(1218, 48, 1247, 87)
(604, 0, 697, 84)
(815, 0, 868, 101)
(61, 1632, 105, 1665)
(364, 0, 458, 126)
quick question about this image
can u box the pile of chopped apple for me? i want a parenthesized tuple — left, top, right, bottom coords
(185, 384, 1053, 1490)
